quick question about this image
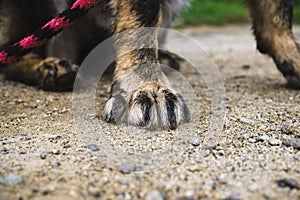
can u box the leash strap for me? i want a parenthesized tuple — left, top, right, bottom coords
(0, 0, 100, 67)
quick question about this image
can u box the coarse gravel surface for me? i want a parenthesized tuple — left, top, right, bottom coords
(1, 25, 300, 199)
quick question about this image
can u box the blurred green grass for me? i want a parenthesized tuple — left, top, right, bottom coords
(177, 0, 300, 26)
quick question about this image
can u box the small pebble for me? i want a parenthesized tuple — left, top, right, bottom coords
(189, 137, 201, 146)
(283, 138, 300, 150)
(30, 103, 38, 108)
(248, 183, 258, 192)
(40, 152, 47, 160)
(145, 190, 164, 200)
(188, 165, 201, 172)
(2, 148, 9, 154)
(115, 191, 125, 197)
(121, 163, 135, 174)
(13, 133, 28, 138)
(41, 186, 55, 195)
(248, 138, 256, 143)
(263, 191, 276, 200)
(225, 193, 241, 200)
(41, 171, 47, 176)
(204, 142, 218, 150)
(203, 179, 214, 188)
(276, 178, 299, 190)
(99, 91, 107, 97)
(0, 173, 24, 186)
(62, 141, 71, 148)
(258, 135, 270, 142)
(239, 118, 254, 124)
(245, 100, 253, 105)
(121, 179, 130, 186)
(88, 186, 101, 197)
(89, 114, 98, 120)
(127, 149, 134, 155)
(159, 191, 167, 200)
(192, 82, 201, 87)
(32, 188, 39, 193)
(51, 162, 61, 168)
(86, 144, 100, 152)
(265, 99, 273, 104)
(242, 65, 251, 69)
(49, 134, 60, 140)
(185, 190, 194, 198)
(268, 138, 282, 146)
(69, 188, 79, 198)
(51, 149, 61, 155)
(58, 177, 66, 183)
(203, 179, 217, 190)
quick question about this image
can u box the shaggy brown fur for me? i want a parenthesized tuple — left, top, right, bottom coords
(246, 0, 300, 88)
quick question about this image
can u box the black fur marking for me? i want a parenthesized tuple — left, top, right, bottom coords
(58, 60, 74, 71)
(278, 0, 294, 29)
(273, 60, 300, 89)
(136, 49, 157, 63)
(150, 91, 158, 103)
(163, 90, 178, 130)
(134, 91, 153, 126)
(43, 63, 58, 78)
(256, 39, 268, 55)
(277, 60, 295, 77)
(129, 0, 162, 27)
(283, 61, 296, 76)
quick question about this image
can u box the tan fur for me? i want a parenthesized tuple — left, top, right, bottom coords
(110, 1, 141, 34)
(4, 54, 77, 91)
(4, 54, 44, 85)
(111, 0, 147, 79)
(111, 0, 162, 81)
(246, 0, 293, 55)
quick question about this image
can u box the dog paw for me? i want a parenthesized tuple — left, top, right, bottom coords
(271, 39, 300, 89)
(36, 57, 78, 91)
(104, 82, 190, 130)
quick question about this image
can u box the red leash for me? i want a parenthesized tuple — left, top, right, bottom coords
(0, 0, 100, 67)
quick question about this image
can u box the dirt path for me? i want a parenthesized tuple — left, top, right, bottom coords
(0, 25, 300, 199)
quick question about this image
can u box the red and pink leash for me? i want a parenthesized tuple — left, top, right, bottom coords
(0, 0, 100, 67)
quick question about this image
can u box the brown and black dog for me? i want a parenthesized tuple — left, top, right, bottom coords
(0, 0, 299, 129)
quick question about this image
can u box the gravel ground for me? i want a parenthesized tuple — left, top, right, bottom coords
(1, 25, 300, 200)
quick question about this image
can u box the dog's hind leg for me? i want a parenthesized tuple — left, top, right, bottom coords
(246, 0, 300, 88)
